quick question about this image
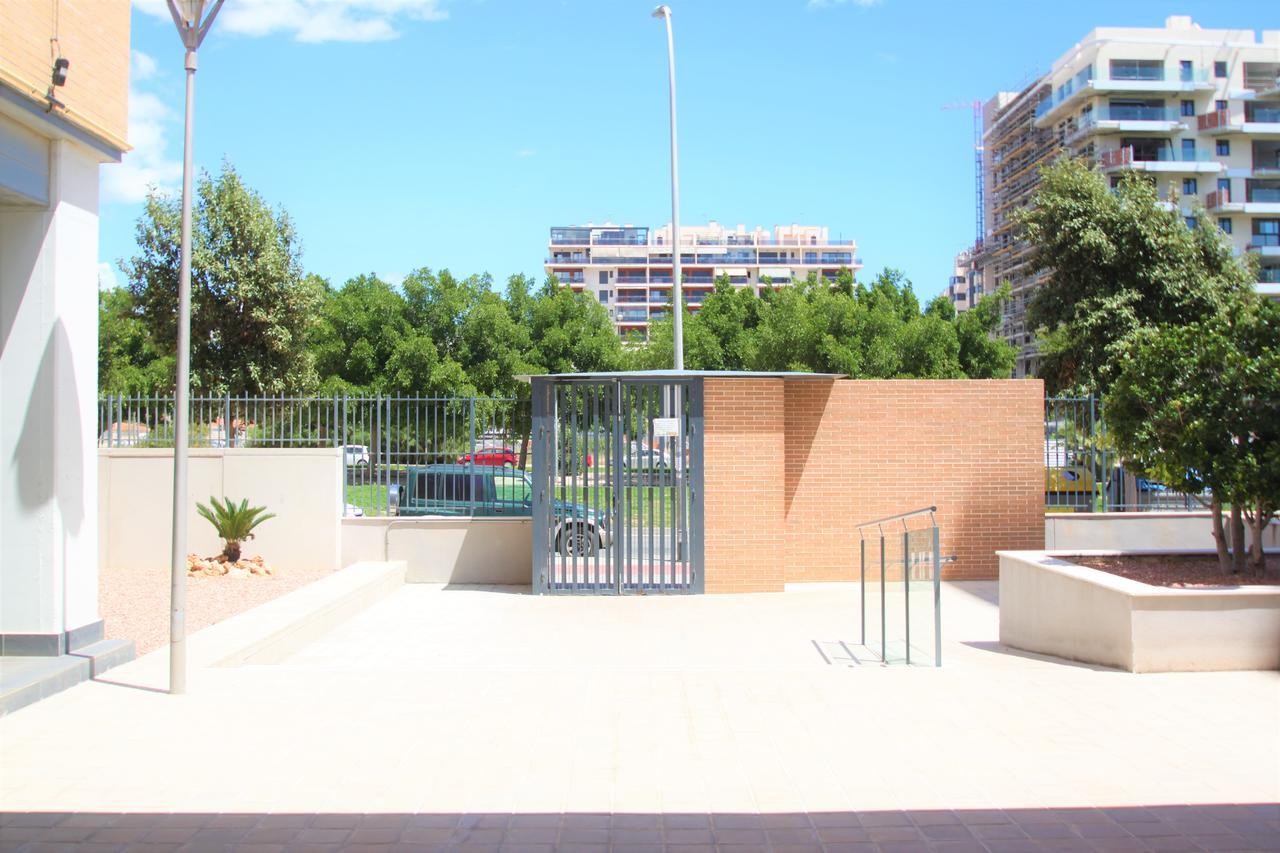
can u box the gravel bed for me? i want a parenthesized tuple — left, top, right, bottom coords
(1072, 554, 1279, 588)
(100, 560, 336, 656)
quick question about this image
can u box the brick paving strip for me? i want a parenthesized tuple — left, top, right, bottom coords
(1, 804, 1277, 852)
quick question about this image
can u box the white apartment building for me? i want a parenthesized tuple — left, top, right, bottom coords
(944, 248, 980, 312)
(544, 221, 861, 338)
(978, 16, 1280, 377)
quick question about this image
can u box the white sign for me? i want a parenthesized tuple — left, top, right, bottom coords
(653, 417, 680, 438)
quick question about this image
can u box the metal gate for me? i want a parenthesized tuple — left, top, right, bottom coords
(531, 376, 703, 594)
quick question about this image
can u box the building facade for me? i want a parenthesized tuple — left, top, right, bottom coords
(545, 221, 861, 339)
(1, 0, 130, 661)
(944, 247, 982, 312)
(976, 16, 1280, 378)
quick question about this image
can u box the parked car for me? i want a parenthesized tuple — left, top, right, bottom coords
(389, 464, 610, 556)
(344, 444, 370, 467)
(457, 447, 518, 467)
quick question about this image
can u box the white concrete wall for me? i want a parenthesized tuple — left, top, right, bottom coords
(98, 448, 342, 574)
(999, 551, 1280, 672)
(1, 133, 103, 636)
(342, 517, 531, 585)
(1045, 512, 1280, 552)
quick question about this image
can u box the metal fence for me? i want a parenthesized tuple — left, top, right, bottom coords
(1044, 396, 1209, 513)
(97, 394, 530, 517)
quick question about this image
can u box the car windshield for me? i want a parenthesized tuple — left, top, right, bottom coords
(494, 473, 532, 503)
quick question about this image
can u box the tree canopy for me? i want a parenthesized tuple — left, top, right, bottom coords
(1018, 157, 1254, 395)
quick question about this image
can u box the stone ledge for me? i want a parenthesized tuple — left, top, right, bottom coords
(997, 550, 1280, 672)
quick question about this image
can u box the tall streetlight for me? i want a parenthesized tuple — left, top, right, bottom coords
(164, 0, 223, 695)
(652, 4, 683, 370)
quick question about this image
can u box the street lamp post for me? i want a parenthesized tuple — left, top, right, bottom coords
(164, 0, 223, 695)
(652, 4, 683, 371)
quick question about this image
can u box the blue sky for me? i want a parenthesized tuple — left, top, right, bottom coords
(100, 0, 1271, 301)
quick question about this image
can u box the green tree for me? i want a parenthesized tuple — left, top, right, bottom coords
(310, 273, 410, 394)
(121, 162, 322, 395)
(98, 287, 173, 394)
(1106, 302, 1280, 574)
(527, 277, 625, 375)
(1018, 158, 1253, 394)
(955, 284, 1016, 379)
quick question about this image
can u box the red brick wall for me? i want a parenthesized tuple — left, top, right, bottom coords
(702, 377, 1044, 592)
(702, 379, 785, 593)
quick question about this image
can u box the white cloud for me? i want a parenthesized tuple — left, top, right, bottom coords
(98, 262, 120, 291)
(131, 49, 158, 81)
(102, 76, 182, 204)
(134, 0, 448, 43)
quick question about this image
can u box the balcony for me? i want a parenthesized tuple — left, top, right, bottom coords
(1258, 266, 1280, 284)
(1198, 107, 1280, 138)
(1036, 65, 1211, 127)
(1067, 106, 1186, 142)
(1248, 233, 1280, 257)
(1098, 145, 1222, 174)
(615, 309, 650, 323)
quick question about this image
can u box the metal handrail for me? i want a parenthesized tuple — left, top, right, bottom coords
(855, 506, 936, 530)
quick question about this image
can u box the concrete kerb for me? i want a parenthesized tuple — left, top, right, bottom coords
(99, 561, 405, 689)
(997, 550, 1280, 672)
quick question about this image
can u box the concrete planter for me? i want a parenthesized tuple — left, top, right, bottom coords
(997, 550, 1280, 672)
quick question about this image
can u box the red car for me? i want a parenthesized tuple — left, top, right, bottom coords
(458, 447, 519, 467)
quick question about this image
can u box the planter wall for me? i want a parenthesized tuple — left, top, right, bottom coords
(997, 550, 1280, 672)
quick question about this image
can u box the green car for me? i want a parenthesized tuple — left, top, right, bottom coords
(389, 464, 610, 556)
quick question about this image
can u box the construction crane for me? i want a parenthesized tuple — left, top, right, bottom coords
(943, 99, 984, 252)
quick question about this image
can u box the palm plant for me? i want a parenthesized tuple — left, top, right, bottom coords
(196, 496, 276, 562)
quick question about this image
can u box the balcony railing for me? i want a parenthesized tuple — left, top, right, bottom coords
(1249, 187, 1280, 203)
(1036, 66, 1209, 121)
(1246, 105, 1280, 123)
(1087, 105, 1183, 123)
(1249, 234, 1280, 248)
(1206, 189, 1232, 209)
(616, 310, 649, 322)
(615, 275, 647, 283)
(1198, 109, 1231, 132)
(1259, 267, 1280, 283)
(1099, 145, 1217, 167)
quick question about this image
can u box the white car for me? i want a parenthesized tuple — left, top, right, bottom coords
(344, 444, 370, 467)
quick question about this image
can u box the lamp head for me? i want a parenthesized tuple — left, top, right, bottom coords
(173, 0, 207, 26)
(652, 5, 671, 19)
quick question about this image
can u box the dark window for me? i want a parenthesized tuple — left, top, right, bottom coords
(425, 473, 472, 502)
(1218, 178, 1231, 194)
(1182, 178, 1198, 194)
(1216, 99, 1228, 111)
(1185, 216, 1198, 230)
(598, 290, 611, 303)
(1218, 218, 1232, 234)
(1214, 61, 1228, 79)
(1111, 59, 1164, 81)
(1216, 140, 1230, 156)
(598, 271, 608, 285)
(1182, 138, 1196, 158)
(1179, 60, 1193, 82)
(1180, 100, 1195, 117)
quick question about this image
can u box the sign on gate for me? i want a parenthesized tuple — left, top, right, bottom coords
(530, 375, 704, 595)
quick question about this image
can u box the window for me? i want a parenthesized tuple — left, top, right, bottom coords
(1216, 140, 1230, 156)
(1216, 99, 1228, 112)
(598, 271, 608, 285)
(598, 290, 611, 303)
(1218, 178, 1231, 194)
(1110, 59, 1163, 81)
(1185, 216, 1198, 230)
(1213, 61, 1228, 79)
(1180, 100, 1195, 117)
(1182, 178, 1198, 195)
(1218, 218, 1232, 234)
(1253, 219, 1280, 246)
(1182, 138, 1196, 159)
(1179, 60, 1193, 82)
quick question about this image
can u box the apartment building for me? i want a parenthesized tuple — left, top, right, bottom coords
(944, 247, 982, 312)
(545, 221, 861, 338)
(976, 16, 1280, 378)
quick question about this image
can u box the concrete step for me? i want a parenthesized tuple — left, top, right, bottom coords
(72, 638, 135, 677)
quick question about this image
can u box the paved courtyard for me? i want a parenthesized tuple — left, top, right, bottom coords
(1, 580, 1278, 851)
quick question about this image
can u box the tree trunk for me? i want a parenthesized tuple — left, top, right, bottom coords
(519, 435, 530, 472)
(1230, 504, 1246, 574)
(1248, 504, 1269, 575)
(1210, 496, 1231, 574)
(223, 540, 241, 563)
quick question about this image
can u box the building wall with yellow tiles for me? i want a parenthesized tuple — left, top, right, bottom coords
(702, 378, 1044, 593)
(1, 0, 130, 150)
